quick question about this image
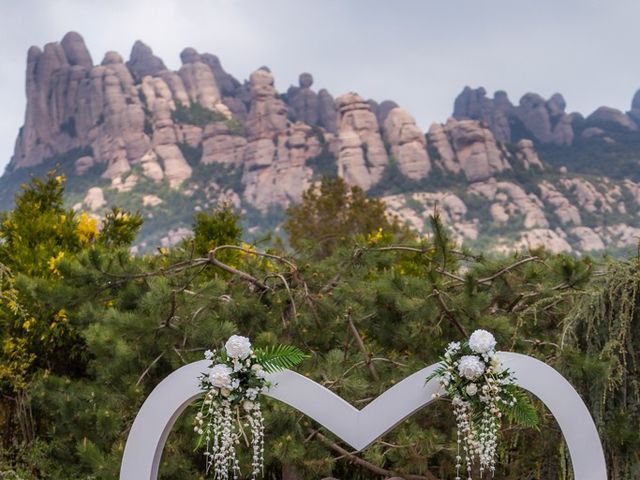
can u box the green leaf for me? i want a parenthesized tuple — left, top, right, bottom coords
(503, 388, 539, 429)
(255, 344, 308, 373)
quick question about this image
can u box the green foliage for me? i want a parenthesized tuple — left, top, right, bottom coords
(0, 172, 80, 275)
(284, 176, 406, 257)
(537, 129, 640, 181)
(562, 259, 640, 479)
(59, 117, 77, 138)
(0, 147, 98, 213)
(192, 205, 242, 256)
(1, 175, 638, 479)
(171, 101, 226, 127)
(255, 345, 309, 373)
(502, 388, 539, 429)
(177, 142, 202, 167)
(225, 117, 246, 137)
(305, 147, 338, 179)
(99, 207, 143, 247)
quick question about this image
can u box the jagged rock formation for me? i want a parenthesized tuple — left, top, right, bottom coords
(5, 31, 640, 255)
(126, 40, 167, 81)
(241, 69, 318, 207)
(333, 92, 389, 190)
(453, 87, 577, 146)
(383, 108, 430, 179)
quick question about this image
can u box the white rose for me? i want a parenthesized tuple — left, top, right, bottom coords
(458, 355, 486, 381)
(225, 335, 252, 360)
(466, 383, 478, 396)
(468, 329, 497, 354)
(243, 400, 255, 411)
(208, 364, 233, 389)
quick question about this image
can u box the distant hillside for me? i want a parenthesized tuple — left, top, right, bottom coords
(3, 31, 640, 254)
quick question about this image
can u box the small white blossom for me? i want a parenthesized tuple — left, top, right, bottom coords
(458, 355, 486, 381)
(490, 355, 502, 372)
(204, 349, 214, 360)
(466, 383, 478, 396)
(208, 364, 233, 389)
(446, 341, 461, 354)
(468, 329, 497, 354)
(225, 335, 252, 360)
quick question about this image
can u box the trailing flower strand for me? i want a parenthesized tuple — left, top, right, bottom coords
(195, 335, 307, 479)
(427, 329, 538, 479)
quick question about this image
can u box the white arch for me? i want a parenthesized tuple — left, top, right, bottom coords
(119, 352, 607, 480)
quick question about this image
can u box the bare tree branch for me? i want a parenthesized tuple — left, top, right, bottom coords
(346, 310, 379, 381)
(313, 431, 439, 480)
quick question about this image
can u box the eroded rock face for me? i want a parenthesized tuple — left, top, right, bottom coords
(442, 118, 511, 182)
(245, 69, 288, 140)
(286, 73, 320, 125)
(453, 87, 512, 143)
(61, 31, 93, 68)
(382, 107, 430, 179)
(586, 106, 638, 131)
(239, 70, 321, 208)
(515, 139, 543, 170)
(126, 40, 167, 81)
(84, 187, 106, 211)
(383, 191, 477, 242)
(334, 92, 388, 190)
(538, 181, 582, 226)
(201, 123, 247, 166)
(178, 50, 222, 111)
(318, 89, 337, 133)
(242, 122, 318, 208)
(453, 87, 574, 145)
(570, 226, 605, 251)
(469, 179, 548, 229)
(514, 228, 572, 254)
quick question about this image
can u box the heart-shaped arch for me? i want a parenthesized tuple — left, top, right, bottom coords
(119, 352, 606, 480)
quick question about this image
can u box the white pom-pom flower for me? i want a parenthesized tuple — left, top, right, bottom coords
(458, 355, 486, 380)
(468, 329, 497, 354)
(208, 364, 233, 389)
(225, 334, 252, 359)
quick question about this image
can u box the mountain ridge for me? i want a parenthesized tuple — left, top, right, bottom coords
(3, 31, 640, 255)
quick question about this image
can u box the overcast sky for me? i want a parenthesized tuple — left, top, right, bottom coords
(1, 0, 640, 172)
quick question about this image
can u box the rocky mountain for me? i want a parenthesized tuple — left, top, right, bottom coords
(3, 31, 640, 255)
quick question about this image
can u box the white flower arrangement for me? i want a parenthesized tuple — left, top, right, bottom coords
(195, 335, 307, 479)
(427, 329, 538, 480)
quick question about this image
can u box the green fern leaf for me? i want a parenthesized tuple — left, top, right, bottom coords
(503, 388, 539, 429)
(255, 345, 308, 373)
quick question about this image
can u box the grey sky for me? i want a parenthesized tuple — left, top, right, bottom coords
(1, 0, 640, 172)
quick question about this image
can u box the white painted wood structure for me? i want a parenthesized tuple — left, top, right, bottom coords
(119, 352, 607, 479)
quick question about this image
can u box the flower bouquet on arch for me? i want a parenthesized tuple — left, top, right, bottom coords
(194, 334, 307, 480)
(427, 329, 538, 480)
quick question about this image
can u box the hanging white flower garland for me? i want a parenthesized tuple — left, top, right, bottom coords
(428, 329, 538, 480)
(195, 335, 307, 479)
